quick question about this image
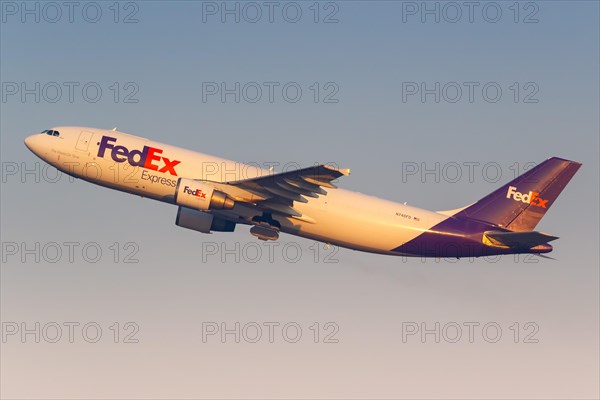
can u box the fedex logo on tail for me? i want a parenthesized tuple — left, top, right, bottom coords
(506, 186, 549, 208)
(97, 136, 181, 176)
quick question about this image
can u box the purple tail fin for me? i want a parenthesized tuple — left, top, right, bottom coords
(455, 157, 581, 231)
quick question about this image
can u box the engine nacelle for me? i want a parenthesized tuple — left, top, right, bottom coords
(174, 178, 235, 211)
(176, 206, 236, 234)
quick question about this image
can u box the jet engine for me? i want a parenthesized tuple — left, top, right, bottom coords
(176, 206, 236, 234)
(174, 178, 235, 211)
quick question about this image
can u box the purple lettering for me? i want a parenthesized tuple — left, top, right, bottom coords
(96, 135, 180, 176)
(111, 145, 129, 163)
(127, 149, 145, 166)
(97, 136, 117, 157)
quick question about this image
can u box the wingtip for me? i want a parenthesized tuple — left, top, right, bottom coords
(324, 165, 351, 176)
(548, 156, 582, 167)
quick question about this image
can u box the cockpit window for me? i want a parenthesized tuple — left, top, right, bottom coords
(41, 129, 60, 137)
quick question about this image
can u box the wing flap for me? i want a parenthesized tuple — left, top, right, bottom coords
(283, 177, 327, 195)
(275, 179, 319, 198)
(262, 185, 308, 203)
(226, 164, 349, 220)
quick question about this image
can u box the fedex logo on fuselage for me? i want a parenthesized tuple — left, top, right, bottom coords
(506, 186, 548, 208)
(183, 186, 206, 198)
(97, 136, 181, 176)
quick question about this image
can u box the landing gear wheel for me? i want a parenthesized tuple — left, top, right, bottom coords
(250, 225, 280, 241)
(250, 213, 281, 241)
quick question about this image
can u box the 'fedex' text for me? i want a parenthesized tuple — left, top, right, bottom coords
(97, 136, 180, 176)
(506, 186, 548, 208)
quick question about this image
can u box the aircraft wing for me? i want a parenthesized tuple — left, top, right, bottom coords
(483, 231, 559, 249)
(213, 164, 350, 223)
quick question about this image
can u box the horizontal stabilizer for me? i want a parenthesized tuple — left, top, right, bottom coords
(483, 231, 559, 249)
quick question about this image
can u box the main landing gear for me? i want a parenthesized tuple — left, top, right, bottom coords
(250, 213, 281, 241)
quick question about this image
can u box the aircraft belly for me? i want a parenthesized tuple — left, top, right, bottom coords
(279, 189, 448, 253)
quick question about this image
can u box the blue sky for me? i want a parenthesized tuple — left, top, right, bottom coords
(1, 1, 599, 398)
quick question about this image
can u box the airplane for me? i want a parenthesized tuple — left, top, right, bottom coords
(24, 126, 581, 258)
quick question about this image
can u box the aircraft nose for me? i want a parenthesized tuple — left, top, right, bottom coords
(24, 135, 34, 149)
(24, 134, 42, 156)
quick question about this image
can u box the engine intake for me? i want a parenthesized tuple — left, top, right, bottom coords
(174, 178, 235, 211)
(176, 206, 235, 233)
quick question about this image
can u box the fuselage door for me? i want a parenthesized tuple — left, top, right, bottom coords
(76, 131, 94, 152)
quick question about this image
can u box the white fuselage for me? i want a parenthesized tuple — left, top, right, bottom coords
(24, 126, 455, 255)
